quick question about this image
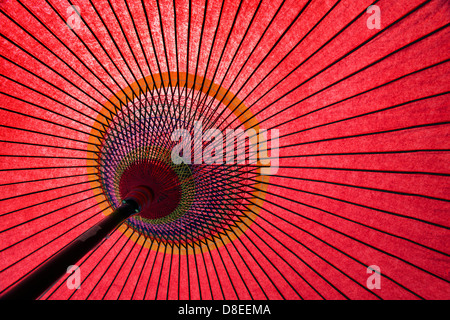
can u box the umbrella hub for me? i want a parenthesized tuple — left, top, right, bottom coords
(88, 72, 269, 254)
(119, 160, 183, 220)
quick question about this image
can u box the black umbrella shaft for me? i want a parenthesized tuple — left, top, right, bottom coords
(0, 200, 139, 300)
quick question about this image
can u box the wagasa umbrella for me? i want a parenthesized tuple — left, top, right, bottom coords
(0, 0, 449, 300)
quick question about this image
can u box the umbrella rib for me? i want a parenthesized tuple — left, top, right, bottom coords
(275, 149, 450, 158)
(188, 0, 245, 126)
(235, 195, 384, 299)
(241, 212, 376, 300)
(61, 0, 144, 134)
(143, 241, 163, 300)
(258, 169, 450, 201)
(210, 240, 242, 300)
(103, 231, 139, 300)
(0, 197, 106, 253)
(164, 243, 175, 300)
(258, 60, 450, 135)
(153, 241, 168, 300)
(46, 0, 151, 119)
(76, 0, 140, 93)
(0, 204, 107, 279)
(0, 140, 92, 154)
(0, 124, 99, 148)
(253, 167, 450, 203)
(43, 224, 115, 300)
(182, 0, 232, 123)
(182, 0, 192, 115)
(154, 0, 174, 97)
(0, 186, 100, 219)
(205, 242, 226, 299)
(0, 71, 108, 130)
(203, 0, 315, 131)
(198, 192, 355, 300)
(197, 56, 450, 157)
(221, 0, 421, 131)
(188, 0, 226, 123)
(171, 0, 189, 119)
(0, 165, 98, 173)
(182, 197, 301, 299)
(203, 239, 236, 299)
(272, 121, 450, 158)
(106, 0, 147, 89)
(123, 0, 170, 101)
(0, 178, 100, 203)
(183, 215, 244, 299)
(265, 91, 450, 149)
(224, 1, 424, 135)
(0, 154, 97, 161)
(194, 0, 266, 130)
(246, 182, 450, 280)
(0, 206, 110, 294)
(15, 0, 143, 111)
(244, 227, 327, 299)
(185, 232, 191, 299)
(249, 178, 450, 256)
(223, 229, 288, 300)
(0, 36, 117, 123)
(0, 92, 104, 136)
(191, 245, 203, 300)
(140, 0, 175, 99)
(185, 0, 210, 123)
(69, 227, 128, 300)
(92, 231, 135, 300)
(225, 233, 271, 300)
(116, 234, 145, 300)
(0, 172, 96, 187)
(207, 193, 327, 299)
(249, 191, 449, 291)
(254, 164, 450, 177)
(185, 0, 229, 125)
(130, 237, 154, 300)
(219, 233, 255, 300)
(177, 250, 181, 299)
(227, 184, 439, 299)
(240, 20, 449, 133)
(197, 243, 215, 300)
(95, 0, 162, 162)
(0, 7, 121, 109)
(198, 0, 288, 130)
(189, 246, 203, 300)
(171, 0, 180, 99)
(118, 3, 171, 166)
(247, 176, 450, 249)
(200, 16, 448, 156)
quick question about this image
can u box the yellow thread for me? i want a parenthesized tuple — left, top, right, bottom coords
(87, 72, 269, 255)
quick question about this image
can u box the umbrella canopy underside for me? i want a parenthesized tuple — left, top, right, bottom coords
(0, 0, 449, 300)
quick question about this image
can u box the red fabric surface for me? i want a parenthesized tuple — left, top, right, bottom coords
(0, 0, 449, 299)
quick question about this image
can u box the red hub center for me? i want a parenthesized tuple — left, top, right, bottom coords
(119, 160, 182, 220)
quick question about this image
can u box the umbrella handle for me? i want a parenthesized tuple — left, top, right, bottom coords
(0, 186, 153, 300)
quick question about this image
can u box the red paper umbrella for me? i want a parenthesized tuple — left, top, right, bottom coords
(0, 0, 449, 300)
